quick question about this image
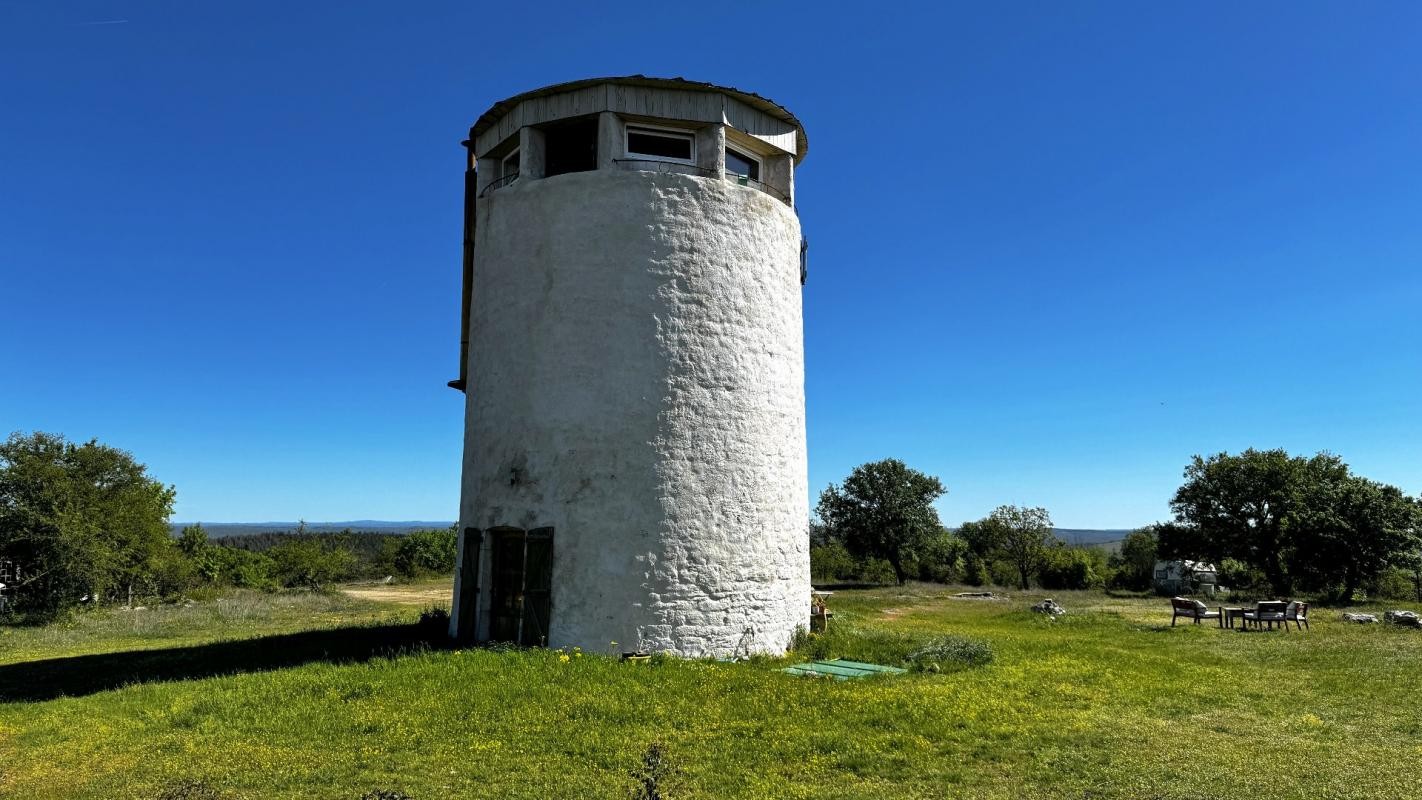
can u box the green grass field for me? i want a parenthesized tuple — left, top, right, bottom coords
(3, 582, 1421, 799)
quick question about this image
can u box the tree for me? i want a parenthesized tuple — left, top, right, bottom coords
(912, 526, 968, 583)
(954, 508, 1057, 589)
(0, 431, 176, 614)
(1168, 449, 1422, 599)
(178, 523, 231, 585)
(1169, 449, 1347, 597)
(955, 519, 998, 562)
(1109, 526, 1160, 591)
(986, 505, 1056, 590)
(1290, 478, 1421, 602)
(815, 459, 946, 585)
(177, 523, 209, 556)
(1399, 502, 1422, 603)
(1397, 496, 1422, 603)
(955, 518, 1001, 587)
(1151, 520, 1201, 563)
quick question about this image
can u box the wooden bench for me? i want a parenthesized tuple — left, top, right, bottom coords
(1171, 596, 1221, 627)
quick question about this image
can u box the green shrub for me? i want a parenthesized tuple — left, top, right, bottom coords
(812, 535, 964, 586)
(269, 538, 355, 590)
(810, 541, 858, 583)
(906, 634, 995, 672)
(1367, 567, 1417, 601)
(224, 548, 277, 590)
(912, 529, 967, 583)
(147, 546, 199, 597)
(1039, 546, 1106, 590)
(859, 558, 897, 585)
(192, 545, 277, 591)
(394, 528, 457, 578)
(962, 553, 987, 586)
(987, 559, 1019, 588)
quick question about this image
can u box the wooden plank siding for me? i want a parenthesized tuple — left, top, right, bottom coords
(607, 85, 724, 123)
(474, 83, 799, 160)
(723, 95, 798, 154)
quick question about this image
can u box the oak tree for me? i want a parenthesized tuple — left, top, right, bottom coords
(815, 459, 946, 585)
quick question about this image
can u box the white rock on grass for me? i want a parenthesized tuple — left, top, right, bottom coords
(1031, 599, 1066, 617)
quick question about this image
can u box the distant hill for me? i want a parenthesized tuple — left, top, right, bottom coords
(945, 526, 1133, 547)
(1053, 528, 1132, 548)
(168, 521, 454, 538)
(171, 522, 1132, 546)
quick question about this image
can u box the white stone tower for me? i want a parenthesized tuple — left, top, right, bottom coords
(447, 76, 810, 657)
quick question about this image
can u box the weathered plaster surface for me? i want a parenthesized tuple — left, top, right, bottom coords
(455, 168, 809, 656)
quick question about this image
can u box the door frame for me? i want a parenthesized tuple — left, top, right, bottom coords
(472, 525, 554, 646)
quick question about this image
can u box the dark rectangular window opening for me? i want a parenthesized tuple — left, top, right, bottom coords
(627, 126, 694, 162)
(544, 117, 598, 177)
(725, 146, 760, 181)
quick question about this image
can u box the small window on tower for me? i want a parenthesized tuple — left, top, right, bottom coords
(626, 126, 695, 163)
(725, 145, 760, 181)
(543, 116, 599, 176)
(501, 150, 520, 178)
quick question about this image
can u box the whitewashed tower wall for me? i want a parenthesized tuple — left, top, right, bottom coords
(448, 77, 810, 657)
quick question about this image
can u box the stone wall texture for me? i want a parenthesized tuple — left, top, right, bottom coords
(453, 168, 810, 657)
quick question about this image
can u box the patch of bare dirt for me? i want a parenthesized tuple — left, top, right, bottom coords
(341, 582, 451, 606)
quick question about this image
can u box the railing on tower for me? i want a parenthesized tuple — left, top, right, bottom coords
(724, 172, 791, 205)
(612, 158, 717, 179)
(479, 172, 519, 197)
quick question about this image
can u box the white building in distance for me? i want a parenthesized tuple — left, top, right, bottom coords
(447, 76, 811, 657)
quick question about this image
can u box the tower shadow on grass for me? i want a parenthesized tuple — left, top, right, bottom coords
(0, 621, 451, 703)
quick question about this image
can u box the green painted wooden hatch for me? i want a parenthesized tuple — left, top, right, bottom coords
(782, 659, 908, 680)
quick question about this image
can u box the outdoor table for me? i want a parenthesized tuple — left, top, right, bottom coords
(1220, 606, 1246, 630)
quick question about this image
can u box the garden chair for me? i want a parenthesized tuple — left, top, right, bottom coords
(1170, 596, 1220, 626)
(1284, 601, 1310, 631)
(1244, 600, 1289, 631)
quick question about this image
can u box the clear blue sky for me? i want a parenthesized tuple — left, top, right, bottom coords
(3, 3, 1419, 527)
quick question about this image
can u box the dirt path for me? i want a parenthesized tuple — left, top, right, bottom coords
(341, 580, 452, 607)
